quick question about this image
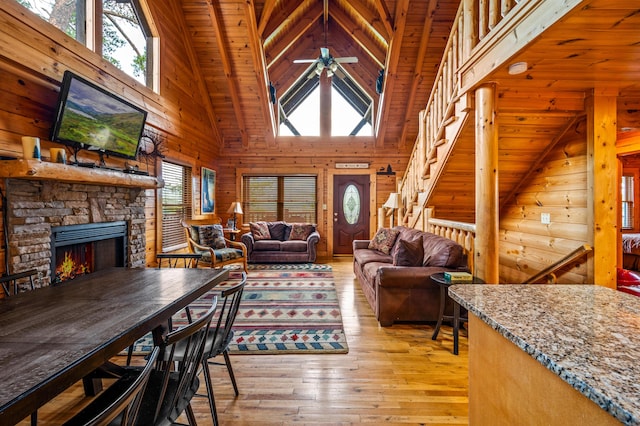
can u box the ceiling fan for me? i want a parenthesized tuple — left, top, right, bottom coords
(293, 47, 358, 78)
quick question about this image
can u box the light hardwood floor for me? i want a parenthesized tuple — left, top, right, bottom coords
(21, 257, 469, 425)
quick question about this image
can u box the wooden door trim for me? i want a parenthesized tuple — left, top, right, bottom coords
(328, 169, 377, 257)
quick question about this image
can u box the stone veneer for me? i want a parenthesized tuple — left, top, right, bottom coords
(6, 179, 147, 287)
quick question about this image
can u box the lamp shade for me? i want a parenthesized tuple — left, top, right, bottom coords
(382, 193, 400, 209)
(227, 202, 243, 215)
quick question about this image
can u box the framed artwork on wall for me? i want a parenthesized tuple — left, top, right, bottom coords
(201, 167, 216, 214)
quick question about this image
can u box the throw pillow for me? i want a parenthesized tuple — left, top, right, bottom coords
(267, 221, 288, 241)
(250, 221, 271, 240)
(283, 224, 292, 240)
(393, 236, 424, 266)
(368, 228, 400, 255)
(288, 223, 315, 241)
(197, 224, 226, 249)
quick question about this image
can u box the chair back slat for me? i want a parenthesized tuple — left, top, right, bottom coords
(144, 296, 218, 424)
(62, 347, 159, 426)
(209, 272, 247, 358)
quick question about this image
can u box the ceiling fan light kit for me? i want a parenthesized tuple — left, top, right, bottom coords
(299, 47, 357, 78)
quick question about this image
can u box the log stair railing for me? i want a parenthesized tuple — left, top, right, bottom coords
(396, 0, 529, 229)
(523, 245, 593, 284)
(427, 217, 476, 275)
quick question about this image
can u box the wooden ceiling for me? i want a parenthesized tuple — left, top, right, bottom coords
(180, 0, 459, 149)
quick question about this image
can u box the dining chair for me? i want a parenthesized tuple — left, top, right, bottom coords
(135, 296, 218, 426)
(0, 269, 38, 297)
(199, 271, 247, 425)
(62, 347, 159, 426)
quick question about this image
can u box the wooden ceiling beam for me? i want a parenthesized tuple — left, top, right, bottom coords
(331, 5, 385, 68)
(375, 0, 409, 147)
(257, 0, 277, 38)
(330, 28, 379, 99)
(245, 0, 277, 144)
(398, 0, 438, 149)
(265, 2, 323, 69)
(262, 0, 312, 49)
(206, 0, 248, 146)
(268, 37, 318, 94)
(342, 0, 390, 44)
(371, 0, 394, 37)
(170, 1, 223, 147)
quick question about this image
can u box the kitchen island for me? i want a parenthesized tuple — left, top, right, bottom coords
(449, 284, 640, 426)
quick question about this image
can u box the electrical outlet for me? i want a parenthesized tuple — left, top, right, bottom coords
(541, 213, 551, 224)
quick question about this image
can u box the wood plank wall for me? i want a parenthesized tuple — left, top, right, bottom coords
(621, 156, 640, 233)
(0, 2, 408, 273)
(499, 119, 589, 284)
(0, 1, 219, 273)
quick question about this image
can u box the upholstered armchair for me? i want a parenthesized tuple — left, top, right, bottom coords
(181, 219, 248, 272)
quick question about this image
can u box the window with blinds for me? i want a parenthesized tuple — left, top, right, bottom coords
(242, 175, 317, 223)
(162, 162, 192, 251)
(622, 174, 635, 230)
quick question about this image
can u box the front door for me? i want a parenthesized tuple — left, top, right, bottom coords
(333, 175, 369, 254)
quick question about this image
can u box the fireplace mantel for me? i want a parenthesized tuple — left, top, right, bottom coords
(0, 159, 162, 189)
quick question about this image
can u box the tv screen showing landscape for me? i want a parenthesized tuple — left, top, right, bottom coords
(51, 71, 147, 159)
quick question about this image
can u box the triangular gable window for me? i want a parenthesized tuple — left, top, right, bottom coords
(279, 65, 372, 137)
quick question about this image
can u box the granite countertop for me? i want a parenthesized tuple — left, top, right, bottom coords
(449, 284, 640, 426)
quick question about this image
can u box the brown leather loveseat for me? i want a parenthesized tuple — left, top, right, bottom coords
(353, 226, 467, 326)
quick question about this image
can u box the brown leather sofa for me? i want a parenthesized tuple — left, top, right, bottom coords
(353, 226, 467, 326)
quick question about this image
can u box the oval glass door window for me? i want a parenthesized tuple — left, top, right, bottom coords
(343, 184, 361, 224)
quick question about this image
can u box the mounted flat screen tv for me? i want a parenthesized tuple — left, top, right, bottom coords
(50, 70, 147, 160)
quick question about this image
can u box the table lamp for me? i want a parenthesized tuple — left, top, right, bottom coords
(227, 202, 243, 230)
(382, 193, 400, 227)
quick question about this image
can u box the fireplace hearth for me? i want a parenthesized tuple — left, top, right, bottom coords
(51, 221, 127, 284)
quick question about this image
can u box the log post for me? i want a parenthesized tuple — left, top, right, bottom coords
(475, 84, 499, 283)
(586, 89, 618, 288)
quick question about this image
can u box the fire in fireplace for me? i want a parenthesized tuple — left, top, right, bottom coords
(50, 221, 128, 284)
(55, 243, 93, 282)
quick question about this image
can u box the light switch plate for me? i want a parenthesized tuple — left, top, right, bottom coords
(541, 213, 551, 224)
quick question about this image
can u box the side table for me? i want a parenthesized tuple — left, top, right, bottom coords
(156, 253, 202, 268)
(430, 272, 483, 355)
(223, 228, 241, 241)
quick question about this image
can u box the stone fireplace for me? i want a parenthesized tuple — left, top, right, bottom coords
(6, 178, 148, 287)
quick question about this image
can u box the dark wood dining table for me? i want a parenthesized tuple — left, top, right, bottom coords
(0, 266, 229, 425)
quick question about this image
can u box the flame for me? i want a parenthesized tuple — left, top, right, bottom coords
(56, 250, 91, 282)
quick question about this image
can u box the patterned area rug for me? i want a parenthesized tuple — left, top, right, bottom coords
(130, 263, 348, 355)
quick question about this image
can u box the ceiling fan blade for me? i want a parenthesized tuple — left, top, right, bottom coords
(334, 57, 358, 64)
(334, 67, 346, 79)
(293, 59, 317, 64)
